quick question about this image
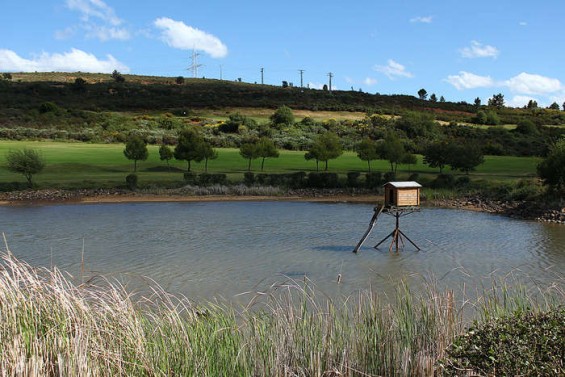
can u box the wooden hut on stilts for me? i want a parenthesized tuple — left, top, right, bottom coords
(353, 181, 422, 253)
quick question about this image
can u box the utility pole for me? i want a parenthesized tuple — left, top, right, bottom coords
(327, 72, 334, 92)
(260, 67, 264, 85)
(298, 69, 305, 88)
(188, 49, 203, 78)
(219, 64, 223, 80)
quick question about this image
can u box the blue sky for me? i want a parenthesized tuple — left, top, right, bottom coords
(1, 0, 564, 108)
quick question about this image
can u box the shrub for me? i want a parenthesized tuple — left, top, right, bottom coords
(198, 173, 227, 186)
(346, 172, 361, 187)
(307, 172, 339, 188)
(39, 102, 59, 114)
(365, 172, 382, 189)
(125, 174, 138, 190)
(383, 171, 396, 182)
(430, 174, 455, 189)
(243, 172, 255, 186)
(183, 172, 197, 184)
(455, 176, 470, 187)
(440, 307, 565, 376)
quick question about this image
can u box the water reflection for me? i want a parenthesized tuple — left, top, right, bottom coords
(0, 202, 563, 301)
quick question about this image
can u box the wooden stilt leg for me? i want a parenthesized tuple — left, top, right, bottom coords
(353, 205, 383, 253)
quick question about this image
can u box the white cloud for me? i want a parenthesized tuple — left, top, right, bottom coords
(83, 24, 130, 41)
(154, 17, 228, 58)
(519, 21, 528, 26)
(373, 59, 413, 79)
(65, 0, 130, 41)
(66, 0, 122, 25)
(410, 16, 433, 23)
(364, 77, 378, 86)
(445, 71, 495, 90)
(504, 72, 562, 95)
(460, 41, 499, 59)
(507, 95, 538, 108)
(0, 48, 129, 73)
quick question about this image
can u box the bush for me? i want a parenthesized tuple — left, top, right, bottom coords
(307, 172, 339, 188)
(365, 172, 382, 189)
(346, 172, 361, 187)
(455, 176, 470, 187)
(183, 172, 197, 184)
(441, 307, 565, 376)
(125, 174, 138, 190)
(243, 172, 255, 186)
(198, 173, 227, 186)
(430, 174, 455, 189)
(383, 171, 396, 182)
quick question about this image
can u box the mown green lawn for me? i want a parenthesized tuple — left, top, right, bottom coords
(0, 141, 541, 189)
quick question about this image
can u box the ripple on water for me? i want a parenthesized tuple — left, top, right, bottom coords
(0, 202, 563, 300)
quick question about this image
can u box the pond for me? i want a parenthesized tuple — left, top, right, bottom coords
(1, 201, 564, 302)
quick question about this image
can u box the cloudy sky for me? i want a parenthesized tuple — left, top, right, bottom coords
(1, 0, 564, 107)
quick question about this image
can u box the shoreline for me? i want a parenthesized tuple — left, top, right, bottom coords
(1, 188, 563, 223)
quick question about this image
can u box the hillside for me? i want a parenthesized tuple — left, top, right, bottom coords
(0, 71, 564, 159)
(1, 72, 475, 116)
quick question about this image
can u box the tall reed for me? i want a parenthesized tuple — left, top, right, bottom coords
(0, 248, 562, 376)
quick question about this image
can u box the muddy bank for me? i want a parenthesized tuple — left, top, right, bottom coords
(1, 188, 563, 224)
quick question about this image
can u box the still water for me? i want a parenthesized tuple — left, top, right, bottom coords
(1, 201, 564, 301)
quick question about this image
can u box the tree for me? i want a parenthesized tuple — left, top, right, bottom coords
(196, 142, 218, 173)
(239, 142, 259, 171)
(6, 148, 46, 187)
(401, 153, 418, 172)
(112, 70, 125, 83)
(423, 141, 451, 173)
(537, 137, 565, 190)
(526, 99, 538, 109)
(255, 137, 279, 171)
(305, 132, 343, 171)
(377, 134, 407, 173)
(439, 95, 446, 103)
(159, 144, 174, 170)
(356, 138, 379, 172)
(174, 128, 204, 172)
(474, 97, 482, 107)
(488, 93, 505, 108)
(175, 76, 184, 85)
(72, 77, 87, 92)
(123, 135, 148, 172)
(448, 143, 484, 174)
(417, 88, 428, 100)
(270, 105, 295, 128)
(515, 119, 538, 135)
(429, 93, 438, 102)
(548, 102, 560, 110)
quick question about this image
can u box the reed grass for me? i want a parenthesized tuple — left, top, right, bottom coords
(0, 244, 562, 376)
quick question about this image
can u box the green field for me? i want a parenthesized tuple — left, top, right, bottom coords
(0, 141, 541, 189)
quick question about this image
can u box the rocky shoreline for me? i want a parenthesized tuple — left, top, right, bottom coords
(1, 188, 563, 224)
(429, 195, 565, 224)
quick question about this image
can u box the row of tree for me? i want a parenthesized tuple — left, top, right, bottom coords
(124, 127, 485, 175)
(3, 135, 564, 192)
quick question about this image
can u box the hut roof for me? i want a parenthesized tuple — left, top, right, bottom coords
(384, 181, 422, 188)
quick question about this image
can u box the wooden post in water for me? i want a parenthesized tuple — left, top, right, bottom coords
(352, 205, 383, 253)
(374, 208, 420, 252)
